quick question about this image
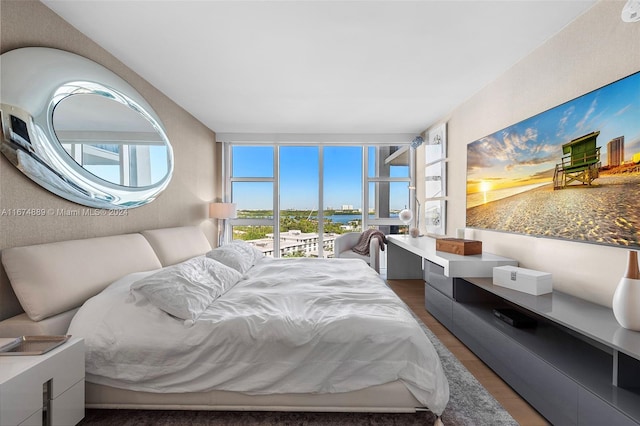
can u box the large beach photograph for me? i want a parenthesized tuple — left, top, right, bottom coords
(466, 71, 640, 249)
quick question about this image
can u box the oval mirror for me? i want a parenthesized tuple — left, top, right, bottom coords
(0, 47, 173, 209)
(54, 94, 170, 187)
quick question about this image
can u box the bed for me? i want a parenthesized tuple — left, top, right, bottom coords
(0, 226, 449, 424)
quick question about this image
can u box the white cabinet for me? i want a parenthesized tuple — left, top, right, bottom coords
(438, 278, 640, 425)
(0, 338, 84, 426)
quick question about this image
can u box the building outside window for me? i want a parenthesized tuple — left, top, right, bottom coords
(224, 143, 413, 259)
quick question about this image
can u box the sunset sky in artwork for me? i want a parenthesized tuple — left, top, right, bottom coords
(466, 72, 640, 196)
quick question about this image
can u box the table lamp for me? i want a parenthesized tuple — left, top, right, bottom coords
(209, 202, 237, 246)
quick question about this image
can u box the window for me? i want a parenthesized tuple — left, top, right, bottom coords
(366, 146, 412, 234)
(227, 145, 276, 255)
(63, 143, 167, 186)
(225, 143, 413, 258)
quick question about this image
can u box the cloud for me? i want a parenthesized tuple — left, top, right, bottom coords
(626, 135, 640, 160)
(528, 141, 557, 157)
(576, 98, 597, 130)
(528, 168, 556, 180)
(504, 154, 556, 170)
(614, 104, 632, 116)
(501, 127, 556, 170)
(557, 106, 574, 137)
(524, 127, 538, 141)
(502, 127, 538, 154)
(467, 177, 505, 186)
(466, 136, 503, 169)
(468, 127, 553, 171)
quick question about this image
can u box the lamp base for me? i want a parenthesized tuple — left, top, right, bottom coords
(216, 218, 226, 247)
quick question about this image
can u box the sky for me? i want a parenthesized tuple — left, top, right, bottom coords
(231, 145, 409, 211)
(466, 71, 640, 195)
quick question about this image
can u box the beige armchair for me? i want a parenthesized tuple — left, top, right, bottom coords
(333, 232, 381, 273)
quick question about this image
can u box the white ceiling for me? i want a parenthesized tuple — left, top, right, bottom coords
(43, 0, 597, 138)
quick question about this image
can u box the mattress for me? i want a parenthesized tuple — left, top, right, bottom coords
(69, 257, 449, 415)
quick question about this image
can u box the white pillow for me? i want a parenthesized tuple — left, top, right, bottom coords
(206, 246, 254, 274)
(130, 256, 242, 325)
(228, 239, 264, 265)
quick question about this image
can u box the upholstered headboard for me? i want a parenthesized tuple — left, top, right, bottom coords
(142, 226, 212, 266)
(0, 226, 212, 337)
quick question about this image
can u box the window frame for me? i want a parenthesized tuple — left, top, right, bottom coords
(223, 142, 414, 257)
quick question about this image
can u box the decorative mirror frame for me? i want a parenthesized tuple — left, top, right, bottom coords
(0, 47, 174, 209)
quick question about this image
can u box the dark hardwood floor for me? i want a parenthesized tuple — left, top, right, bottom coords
(387, 278, 549, 426)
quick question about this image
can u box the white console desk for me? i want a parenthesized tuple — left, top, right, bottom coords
(386, 234, 517, 279)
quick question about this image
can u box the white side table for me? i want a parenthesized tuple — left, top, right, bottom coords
(0, 337, 84, 426)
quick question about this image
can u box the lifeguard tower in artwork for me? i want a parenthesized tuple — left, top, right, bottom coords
(553, 131, 601, 190)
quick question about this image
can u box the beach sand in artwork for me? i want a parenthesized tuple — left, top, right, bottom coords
(466, 173, 640, 248)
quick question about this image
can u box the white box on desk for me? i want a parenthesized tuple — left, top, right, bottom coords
(493, 265, 552, 295)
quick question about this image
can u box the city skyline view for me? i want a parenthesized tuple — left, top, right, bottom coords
(232, 145, 409, 212)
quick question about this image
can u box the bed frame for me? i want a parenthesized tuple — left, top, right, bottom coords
(0, 226, 424, 413)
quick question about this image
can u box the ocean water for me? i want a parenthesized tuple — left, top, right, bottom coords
(317, 214, 399, 224)
(322, 214, 362, 224)
(239, 213, 399, 223)
(467, 182, 551, 208)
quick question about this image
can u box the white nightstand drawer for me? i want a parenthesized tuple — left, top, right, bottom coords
(1, 366, 44, 426)
(51, 379, 84, 426)
(17, 409, 41, 426)
(45, 340, 84, 399)
(0, 338, 84, 426)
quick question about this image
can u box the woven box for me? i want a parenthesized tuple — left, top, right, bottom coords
(435, 238, 482, 256)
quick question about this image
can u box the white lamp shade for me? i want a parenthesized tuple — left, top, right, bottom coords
(399, 209, 413, 223)
(209, 202, 237, 219)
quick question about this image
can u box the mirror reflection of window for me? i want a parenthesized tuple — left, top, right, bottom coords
(1, 47, 174, 209)
(53, 94, 169, 187)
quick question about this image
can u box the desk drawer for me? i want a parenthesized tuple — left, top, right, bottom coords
(425, 283, 453, 330)
(578, 387, 638, 426)
(453, 303, 577, 425)
(425, 261, 453, 298)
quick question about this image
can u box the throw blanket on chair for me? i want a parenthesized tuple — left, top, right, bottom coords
(352, 229, 387, 256)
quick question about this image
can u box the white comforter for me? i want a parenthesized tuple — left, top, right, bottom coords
(69, 257, 449, 415)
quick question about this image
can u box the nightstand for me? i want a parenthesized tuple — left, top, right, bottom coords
(0, 337, 84, 426)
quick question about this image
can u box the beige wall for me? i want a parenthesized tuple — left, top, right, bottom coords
(0, 1, 217, 319)
(421, 1, 640, 307)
